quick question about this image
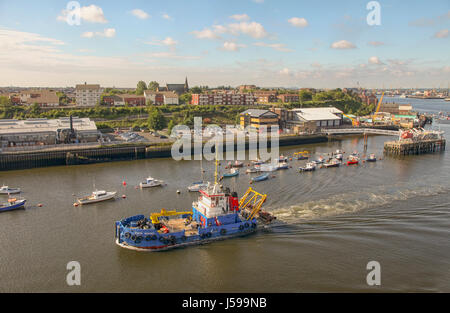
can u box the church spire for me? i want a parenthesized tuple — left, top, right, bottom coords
(184, 76, 189, 92)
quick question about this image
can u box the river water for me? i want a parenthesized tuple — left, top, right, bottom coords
(0, 97, 449, 292)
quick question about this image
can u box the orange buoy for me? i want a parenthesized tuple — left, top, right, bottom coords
(122, 181, 127, 186)
(37, 204, 43, 207)
(122, 194, 127, 199)
(73, 203, 79, 207)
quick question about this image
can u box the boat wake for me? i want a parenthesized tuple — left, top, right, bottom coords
(267, 183, 449, 223)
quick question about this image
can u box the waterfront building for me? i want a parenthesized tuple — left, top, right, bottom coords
(0, 117, 99, 147)
(289, 107, 343, 128)
(239, 109, 279, 130)
(75, 83, 103, 106)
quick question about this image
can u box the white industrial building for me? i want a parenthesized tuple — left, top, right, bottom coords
(0, 117, 99, 147)
(291, 107, 343, 127)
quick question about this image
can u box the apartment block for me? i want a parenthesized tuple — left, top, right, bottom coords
(75, 83, 103, 106)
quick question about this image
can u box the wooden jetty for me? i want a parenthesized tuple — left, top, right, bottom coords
(384, 138, 446, 156)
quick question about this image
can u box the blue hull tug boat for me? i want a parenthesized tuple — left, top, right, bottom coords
(115, 158, 275, 251)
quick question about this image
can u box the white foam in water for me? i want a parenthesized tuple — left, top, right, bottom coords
(267, 183, 449, 223)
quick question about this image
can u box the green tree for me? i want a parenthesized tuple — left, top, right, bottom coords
(167, 119, 176, 134)
(190, 86, 202, 94)
(179, 93, 192, 104)
(148, 81, 159, 91)
(299, 90, 313, 101)
(136, 81, 147, 95)
(147, 107, 167, 131)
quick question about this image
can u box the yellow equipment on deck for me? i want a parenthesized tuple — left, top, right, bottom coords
(238, 187, 267, 221)
(150, 209, 192, 224)
(294, 151, 309, 156)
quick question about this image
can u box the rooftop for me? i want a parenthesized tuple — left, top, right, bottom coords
(0, 117, 97, 135)
(292, 107, 343, 121)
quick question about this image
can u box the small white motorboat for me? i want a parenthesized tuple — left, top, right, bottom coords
(0, 198, 26, 212)
(139, 177, 163, 188)
(77, 190, 117, 205)
(299, 162, 316, 172)
(187, 181, 209, 192)
(246, 167, 260, 174)
(0, 185, 21, 195)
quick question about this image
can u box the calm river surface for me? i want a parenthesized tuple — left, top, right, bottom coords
(0, 97, 449, 292)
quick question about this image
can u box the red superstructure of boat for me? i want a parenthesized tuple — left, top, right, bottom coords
(347, 156, 359, 165)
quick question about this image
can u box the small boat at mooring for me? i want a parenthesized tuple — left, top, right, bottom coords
(312, 156, 325, 164)
(222, 168, 239, 178)
(77, 190, 116, 205)
(293, 151, 309, 160)
(299, 162, 316, 172)
(0, 185, 21, 195)
(246, 167, 260, 174)
(139, 177, 164, 188)
(251, 173, 269, 182)
(347, 156, 359, 165)
(324, 159, 341, 168)
(366, 154, 377, 162)
(187, 181, 209, 192)
(0, 198, 26, 212)
(231, 161, 244, 168)
(276, 161, 289, 170)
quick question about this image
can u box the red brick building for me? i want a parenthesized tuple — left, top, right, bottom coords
(277, 94, 299, 103)
(191, 93, 256, 105)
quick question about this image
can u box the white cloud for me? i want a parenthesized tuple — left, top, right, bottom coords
(145, 37, 178, 46)
(252, 0, 264, 3)
(230, 14, 250, 21)
(253, 42, 292, 52)
(368, 56, 383, 65)
(131, 9, 150, 20)
(222, 41, 246, 51)
(434, 29, 449, 38)
(227, 21, 267, 38)
(82, 28, 116, 38)
(330, 40, 356, 49)
(288, 17, 308, 28)
(57, 5, 108, 24)
(191, 21, 267, 40)
(162, 13, 172, 20)
(191, 28, 221, 40)
(279, 68, 290, 75)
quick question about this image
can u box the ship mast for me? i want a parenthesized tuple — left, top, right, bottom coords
(214, 143, 218, 185)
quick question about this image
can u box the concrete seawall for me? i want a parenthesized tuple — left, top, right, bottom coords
(0, 134, 329, 171)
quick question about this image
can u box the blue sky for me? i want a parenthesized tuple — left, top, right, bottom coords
(0, 0, 448, 88)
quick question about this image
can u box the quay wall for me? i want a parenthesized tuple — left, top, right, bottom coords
(0, 134, 329, 171)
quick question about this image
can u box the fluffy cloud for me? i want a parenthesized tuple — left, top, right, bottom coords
(222, 41, 246, 51)
(279, 68, 290, 75)
(162, 13, 172, 20)
(253, 42, 292, 52)
(288, 17, 308, 28)
(368, 56, 383, 65)
(230, 14, 250, 21)
(434, 29, 449, 38)
(57, 5, 108, 24)
(81, 28, 116, 38)
(330, 40, 356, 49)
(191, 21, 267, 40)
(191, 28, 221, 40)
(131, 9, 150, 20)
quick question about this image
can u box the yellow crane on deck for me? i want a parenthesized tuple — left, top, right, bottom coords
(372, 92, 385, 122)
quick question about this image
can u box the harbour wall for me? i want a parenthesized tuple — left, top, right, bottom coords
(0, 134, 329, 171)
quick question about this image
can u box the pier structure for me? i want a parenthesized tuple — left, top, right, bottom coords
(384, 138, 446, 155)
